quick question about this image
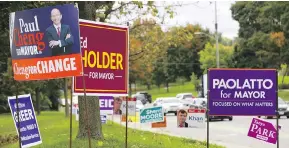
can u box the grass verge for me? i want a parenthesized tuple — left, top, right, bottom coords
(278, 90, 289, 101)
(62, 76, 289, 101)
(0, 111, 224, 148)
(140, 82, 197, 101)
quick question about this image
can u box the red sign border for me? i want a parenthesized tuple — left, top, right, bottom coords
(73, 19, 129, 96)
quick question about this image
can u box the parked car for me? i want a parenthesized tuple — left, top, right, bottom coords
(258, 97, 289, 119)
(153, 97, 181, 116)
(136, 91, 152, 103)
(192, 98, 207, 108)
(177, 102, 193, 110)
(132, 94, 147, 105)
(193, 98, 233, 121)
(176, 93, 195, 103)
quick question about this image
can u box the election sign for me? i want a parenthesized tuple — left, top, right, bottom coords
(113, 97, 136, 115)
(121, 114, 139, 123)
(152, 116, 167, 128)
(208, 69, 277, 116)
(8, 94, 42, 148)
(9, 4, 82, 81)
(120, 97, 136, 116)
(247, 118, 279, 144)
(189, 109, 206, 128)
(140, 106, 164, 124)
(101, 115, 107, 124)
(99, 96, 114, 114)
(177, 109, 206, 128)
(73, 19, 129, 96)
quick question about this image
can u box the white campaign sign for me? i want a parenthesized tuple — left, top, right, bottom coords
(121, 98, 136, 116)
(186, 109, 206, 128)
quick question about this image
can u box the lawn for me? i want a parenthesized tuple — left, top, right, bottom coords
(143, 82, 198, 101)
(61, 75, 289, 101)
(278, 90, 289, 101)
(61, 82, 197, 101)
(278, 75, 289, 85)
(0, 111, 224, 148)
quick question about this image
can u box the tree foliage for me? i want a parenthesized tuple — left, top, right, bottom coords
(230, 2, 289, 68)
(199, 43, 233, 71)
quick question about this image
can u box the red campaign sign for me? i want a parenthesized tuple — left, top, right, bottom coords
(188, 109, 206, 113)
(73, 19, 129, 96)
(122, 97, 136, 101)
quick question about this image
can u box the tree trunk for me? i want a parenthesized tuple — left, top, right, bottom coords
(64, 78, 69, 117)
(77, 96, 103, 139)
(134, 82, 137, 93)
(146, 83, 151, 90)
(35, 87, 40, 115)
(76, 1, 104, 140)
(282, 67, 288, 85)
(166, 81, 169, 93)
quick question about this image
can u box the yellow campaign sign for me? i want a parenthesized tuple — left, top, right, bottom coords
(121, 112, 140, 122)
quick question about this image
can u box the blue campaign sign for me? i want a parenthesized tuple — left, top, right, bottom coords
(8, 94, 42, 148)
(140, 106, 164, 124)
(9, 4, 83, 81)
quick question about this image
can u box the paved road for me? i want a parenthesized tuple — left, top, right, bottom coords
(110, 114, 289, 148)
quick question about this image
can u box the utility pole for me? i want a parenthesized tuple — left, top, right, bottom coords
(215, 1, 219, 68)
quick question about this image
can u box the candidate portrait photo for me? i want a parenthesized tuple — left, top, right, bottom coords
(45, 8, 74, 56)
(177, 109, 189, 128)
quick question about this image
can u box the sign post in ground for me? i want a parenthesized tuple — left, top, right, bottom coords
(9, 4, 83, 148)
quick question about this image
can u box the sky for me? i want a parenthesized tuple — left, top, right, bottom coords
(108, 1, 240, 39)
(161, 1, 239, 39)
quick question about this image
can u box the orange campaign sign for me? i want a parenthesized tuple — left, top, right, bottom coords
(73, 19, 129, 96)
(9, 4, 83, 81)
(152, 117, 167, 128)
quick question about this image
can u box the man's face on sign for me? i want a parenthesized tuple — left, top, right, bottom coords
(178, 112, 187, 124)
(51, 8, 62, 26)
(114, 98, 122, 109)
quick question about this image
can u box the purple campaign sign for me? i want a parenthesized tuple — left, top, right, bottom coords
(8, 94, 42, 148)
(99, 96, 113, 114)
(208, 69, 277, 116)
(247, 118, 278, 144)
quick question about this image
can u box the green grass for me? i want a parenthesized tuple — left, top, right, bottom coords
(61, 82, 198, 101)
(276, 76, 289, 101)
(61, 75, 289, 101)
(144, 82, 197, 101)
(278, 76, 289, 84)
(278, 90, 289, 101)
(0, 112, 224, 148)
(138, 76, 289, 101)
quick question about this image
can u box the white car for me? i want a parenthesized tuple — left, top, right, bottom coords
(176, 93, 195, 103)
(177, 102, 192, 110)
(192, 98, 207, 108)
(153, 97, 181, 116)
(135, 100, 144, 112)
(177, 98, 206, 110)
